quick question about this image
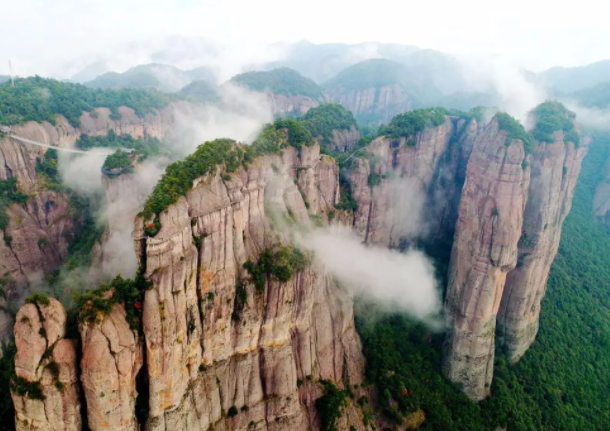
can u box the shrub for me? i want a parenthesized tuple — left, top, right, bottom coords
(494, 112, 534, 153)
(102, 150, 132, 171)
(227, 406, 238, 417)
(378, 108, 447, 139)
(316, 380, 348, 431)
(25, 292, 50, 307)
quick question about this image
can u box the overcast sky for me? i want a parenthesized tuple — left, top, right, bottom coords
(2, 0, 608, 78)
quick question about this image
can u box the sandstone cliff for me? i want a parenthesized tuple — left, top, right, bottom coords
(443, 118, 530, 401)
(498, 133, 586, 362)
(267, 93, 323, 117)
(346, 116, 477, 246)
(11, 142, 369, 431)
(326, 85, 413, 124)
(328, 126, 361, 152)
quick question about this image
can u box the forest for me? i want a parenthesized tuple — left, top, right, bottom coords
(230, 67, 323, 99)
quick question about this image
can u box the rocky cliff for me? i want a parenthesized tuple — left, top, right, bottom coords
(267, 93, 323, 117)
(346, 116, 478, 246)
(442, 118, 530, 400)
(328, 126, 361, 152)
(11, 142, 369, 431)
(326, 85, 413, 124)
(442, 115, 586, 400)
(498, 134, 586, 362)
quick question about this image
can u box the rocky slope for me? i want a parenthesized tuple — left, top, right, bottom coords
(267, 93, 322, 117)
(11, 142, 369, 431)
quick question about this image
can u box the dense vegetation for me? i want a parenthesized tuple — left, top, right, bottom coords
(495, 112, 535, 153)
(378, 108, 447, 139)
(243, 246, 309, 293)
(140, 119, 314, 228)
(357, 130, 610, 430)
(102, 150, 133, 171)
(571, 82, 610, 108)
(230, 67, 323, 99)
(300, 103, 358, 145)
(530, 101, 580, 145)
(0, 76, 176, 127)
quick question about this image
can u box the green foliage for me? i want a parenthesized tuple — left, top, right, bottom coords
(141, 120, 314, 227)
(378, 108, 447, 139)
(25, 292, 51, 307)
(231, 67, 322, 99)
(36, 148, 61, 190)
(177, 80, 219, 104)
(75, 274, 149, 330)
(76, 129, 164, 159)
(315, 380, 348, 431)
(357, 130, 610, 431)
(530, 102, 580, 146)
(0, 177, 28, 231)
(10, 375, 44, 400)
(227, 406, 238, 417)
(368, 173, 382, 187)
(300, 103, 358, 145)
(243, 246, 310, 293)
(0, 76, 176, 127)
(102, 150, 133, 171)
(494, 112, 534, 153)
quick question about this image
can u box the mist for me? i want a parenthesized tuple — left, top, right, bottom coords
(300, 225, 443, 327)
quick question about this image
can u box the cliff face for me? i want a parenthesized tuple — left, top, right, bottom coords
(442, 119, 529, 401)
(498, 134, 586, 362)
(267, 93, 323, 117)
(11, 298, 82, 431)
(347, 117, 476, 246)
(326, 85, 413, 124)
(12, 143, 368, 431)
(133, 144, 364, 431)
(0, 102, 196, 284)
(328, 126, 361, 152)
(442, 119, 586, 400)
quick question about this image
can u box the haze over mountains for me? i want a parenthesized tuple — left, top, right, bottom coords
(2, 17, 610, 431)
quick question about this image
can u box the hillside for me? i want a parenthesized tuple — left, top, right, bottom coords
(230, 67, 323, 99)
(0, 76, 178, 126)
(177, 79, 219, 104)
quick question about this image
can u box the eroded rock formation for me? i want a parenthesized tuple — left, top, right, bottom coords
(11, 297, 82, 431)
(498, 133, 586, 362)
(442, 119, 530, 400)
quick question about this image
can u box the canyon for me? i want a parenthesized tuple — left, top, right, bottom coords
(7, 102, 586, 430)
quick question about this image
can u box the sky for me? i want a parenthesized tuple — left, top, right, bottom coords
(1, 0, 609, 78)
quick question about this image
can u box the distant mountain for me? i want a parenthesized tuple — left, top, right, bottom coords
(71, 60, 111, 83)
(229, 68, 324, 117)
(539, 60, 610, 94)
(177, 80, 219, 104)
(570, 81, 610, 108)
(84, 63, 215, 93)
(322, 58, 442, 124)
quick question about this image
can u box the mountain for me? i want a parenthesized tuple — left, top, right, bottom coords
(84, 63, 216, 92)
(539, 59, 610, 94)
(229, 67, 325, 116)
(322, 59, 442, 124)
(177, 79, 219, 104)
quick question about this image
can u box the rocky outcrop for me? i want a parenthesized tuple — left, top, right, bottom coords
(443, 119, 529, 401)
(132, 144, 364, 430)
(328, 126, 361, 152)
(11, 297, 82, 431)
(79, 303, 143, 431)
(498, 133, 586, 362)
(326, 85, 413, 124)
